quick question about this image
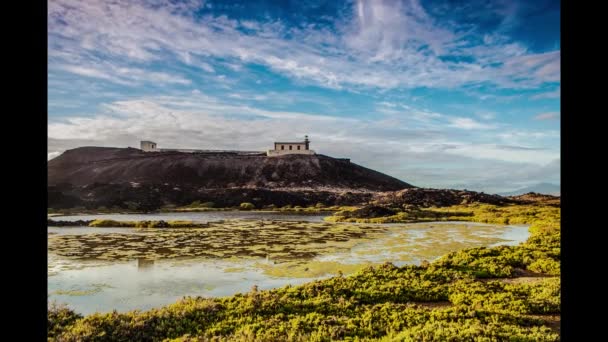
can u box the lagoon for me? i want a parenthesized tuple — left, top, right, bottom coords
(48, 211, 529, 314)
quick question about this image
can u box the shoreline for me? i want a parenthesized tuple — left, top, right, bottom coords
(48, 202, 561, 340)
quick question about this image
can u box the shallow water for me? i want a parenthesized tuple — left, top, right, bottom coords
(48, 213, 530, 315)
(317, 222, 529, 267)
(48, 256, 318, 314)
(50, 211, 330, 223)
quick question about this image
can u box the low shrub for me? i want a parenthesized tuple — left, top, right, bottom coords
(88, 219, 135, 227)
(240, 202, 255, 210)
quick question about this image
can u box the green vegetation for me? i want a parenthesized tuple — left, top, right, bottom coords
(48, 203, 560, 340)
(166, 201, 224, 212)
(327, 203, 558, 225)
(87, 219, 136, 227)
(189, 201, 216, 208)
(239, 202, 256, 210)
(262, 204, 356, 213)
(48, 303, 82, 339)
(182, 200, 217, 209)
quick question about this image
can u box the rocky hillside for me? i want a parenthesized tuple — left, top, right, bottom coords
(48, 147, 413, 210)
(499, 183, 560, 196)
(507, 192, 560, 207)
(372, 188, 516, 208)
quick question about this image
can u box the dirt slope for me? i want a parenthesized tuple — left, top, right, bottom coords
(48, 147, 413, 210)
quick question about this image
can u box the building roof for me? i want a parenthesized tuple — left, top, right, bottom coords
(274, 141, 306, 144)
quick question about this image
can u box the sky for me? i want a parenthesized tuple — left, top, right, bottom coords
(47, 0, 560, 194)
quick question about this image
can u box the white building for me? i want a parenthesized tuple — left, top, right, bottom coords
(140, 137, 316, 156)
(140, 141, 158, 152)
(267, 136, 315, 156)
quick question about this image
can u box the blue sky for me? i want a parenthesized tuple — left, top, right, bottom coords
(48, 0, 560, 193)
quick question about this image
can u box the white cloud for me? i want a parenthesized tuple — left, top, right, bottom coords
(55, 63, 191, 86)
(48, 151, 62, 160)
(200, 62, 215, 73)
(534, 112, 560, 121)
(48, 0, 560, 91)
(532, 87, 560, 99)
(496, 130, 559, 143)
(441, 143, 555, 165)
(57, 65, 122, 83)
(448, 117, 496, 130)
(475, 112, 496, 120)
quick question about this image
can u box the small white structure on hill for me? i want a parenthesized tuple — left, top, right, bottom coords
(140, 137, 316, 156)
(139, 140, 262, 155)
(140, 141, 158, 152)
(267, 136, 315, 156)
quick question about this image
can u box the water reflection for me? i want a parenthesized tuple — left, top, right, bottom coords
(48, 219, 530, 315)
(137, 258, 154, 270)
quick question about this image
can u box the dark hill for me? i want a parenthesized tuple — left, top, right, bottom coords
(48, 147, 413, 210)
(372, 188, 515, 207)
(507, 192, 560, 207)
(49, 147, 411, 190)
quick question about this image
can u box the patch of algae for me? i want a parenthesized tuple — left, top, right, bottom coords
(48, 219, 524, 276)
(255, 260, 369, 278)
(48, 220, 388, 262)
(51, 283, 113, 296)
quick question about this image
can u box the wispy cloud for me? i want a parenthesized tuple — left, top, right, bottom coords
(48, 0, 560, 91)
(55, 64, 192, 86)
(475, 112, 497, 120)
(448, 117, 496, 130)
(534, 112, 560, 121)
(532, 87, 560, 99)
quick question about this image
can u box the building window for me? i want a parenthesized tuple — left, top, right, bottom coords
(297, 145, 300, 150)
(289, 145, 293, 150)
(281, 145, 284, 150)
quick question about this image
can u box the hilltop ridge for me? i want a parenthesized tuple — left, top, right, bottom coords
(48, 147, 413, 210)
